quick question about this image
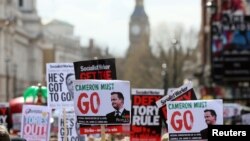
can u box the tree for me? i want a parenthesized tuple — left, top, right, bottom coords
(151, 23, 199, 88)
(116, 23, 199, 90)
(119, 42, 162, 88)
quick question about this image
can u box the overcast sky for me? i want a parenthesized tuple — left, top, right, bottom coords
(36, 0, 201, 57)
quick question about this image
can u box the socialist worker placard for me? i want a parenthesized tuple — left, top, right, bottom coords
(74, 58, 129, 134)
(156, 82, 197, 128)
(166, 99, 223, 140)
(73, 80, 131, 125)
(131, 89, 164, 141)
(46, 63, 75, 108)
(73, 58, 116, 80)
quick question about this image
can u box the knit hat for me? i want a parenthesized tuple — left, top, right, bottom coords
(0, 125, 10, 141)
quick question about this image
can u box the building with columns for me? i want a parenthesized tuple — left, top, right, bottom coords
(0, 0, 93, 102)
(0, 0, 43, 101)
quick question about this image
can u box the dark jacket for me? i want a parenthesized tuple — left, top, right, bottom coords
(106, 109, 130, 123)
(200, 128, 208, 139)
(11, 137, 27, 141)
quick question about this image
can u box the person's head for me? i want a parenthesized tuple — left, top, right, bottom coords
(204, 109, 217, 125)
(110, 92, 124, 110)
(0, 125, 10, 141)
(66, 73, 75, 94)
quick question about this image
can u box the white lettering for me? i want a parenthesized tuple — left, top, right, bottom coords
(212, 129, 218, 136)
(212, 129, 247, 137)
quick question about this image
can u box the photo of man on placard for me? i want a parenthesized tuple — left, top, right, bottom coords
(65, 73, 75, 96)
(200, 109, 217, 139)
(106, 92, 130, 124)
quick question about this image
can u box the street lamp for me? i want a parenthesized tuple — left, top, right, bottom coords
(206, 0, 217, 98)
(172, 39, 178, 87)
(1, 18, 15, 101)
(13, 64, 17, 97)
(5, 58, 10, 101)
(205, 0, 217, 62)
(161, 63, 168, 95)
(206, 0, 217, 14)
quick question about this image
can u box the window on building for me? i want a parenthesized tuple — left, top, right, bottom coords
(19, 0, 23, 7)
(18, 0, 33, 12)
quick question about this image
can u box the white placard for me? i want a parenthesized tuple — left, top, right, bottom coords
(46, 63, 75, 108)
(73, 80, 131, 125)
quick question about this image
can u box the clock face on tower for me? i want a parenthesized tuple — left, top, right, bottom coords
(131, 24, 141, 35)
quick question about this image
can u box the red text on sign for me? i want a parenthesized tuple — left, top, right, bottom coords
(24, 124, 46, 136)
(77, 92, 100, 114)
(133, 95, 161, 105)
(79, 70, 112, 79)
(175, 91, 192, 101)
(170, 110, 193, 131)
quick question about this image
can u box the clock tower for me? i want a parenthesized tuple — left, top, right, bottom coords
(121, 0, 157, 88)
(129, 0, 150, 50)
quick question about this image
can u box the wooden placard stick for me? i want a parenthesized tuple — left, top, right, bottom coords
(63, 108, 67, 141)
(101, 125, 106, 141)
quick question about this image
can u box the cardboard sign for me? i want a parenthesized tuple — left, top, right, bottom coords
(46, 63, 75, 108)
(166, 99, 223, 140)
(21, 105, 51, 141)
(74, 58, 129, 134)
(0, 103, 10, 129)
(131, 89, 164, 141)
(156, 82, 197, 128)
(74, 58, 116, 80)
(74, 80, 131, 125)
(58, 108, 86, 141)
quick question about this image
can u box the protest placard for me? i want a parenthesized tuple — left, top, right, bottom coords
(21, 105, 51, 141)
(0, 103, 10, 129)
(74, 58, 129, 134)
(131, 89, 164, 141)
(58, 108, 86, 141)
(74, 80, 131, 125)
(156, 82, 197, 128)
(74, 58, 116, 80)
(46, 63, 75, 108)
(166, 99, 223, 140)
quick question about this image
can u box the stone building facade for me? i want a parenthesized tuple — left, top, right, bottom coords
(0, 0, 91, 102)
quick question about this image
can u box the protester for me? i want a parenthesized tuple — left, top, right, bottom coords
(0, 125, 10, 141)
